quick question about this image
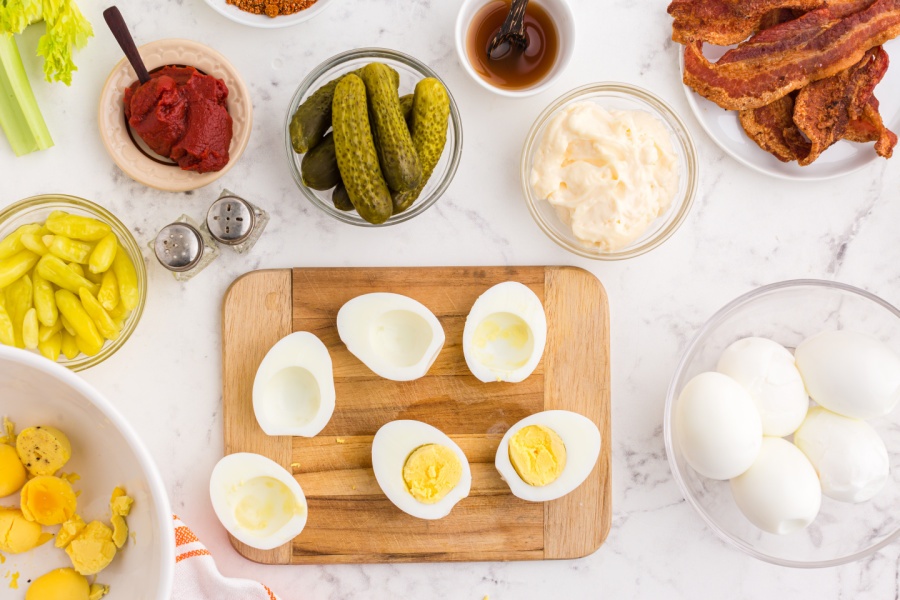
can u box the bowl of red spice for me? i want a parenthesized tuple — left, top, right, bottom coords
(98, 38, 252, 192)
(203, 0, 337, 28)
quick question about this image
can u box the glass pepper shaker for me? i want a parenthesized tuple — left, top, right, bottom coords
(151, 215, 220, 282)
(206, 189, 268, 254)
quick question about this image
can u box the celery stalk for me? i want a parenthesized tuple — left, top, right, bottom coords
(0, 33, 53, 156)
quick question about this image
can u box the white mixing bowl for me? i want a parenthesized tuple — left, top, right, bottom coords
(0, 346, 174, 599)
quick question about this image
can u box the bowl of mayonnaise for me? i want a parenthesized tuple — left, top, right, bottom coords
(521, 82, 698, 260)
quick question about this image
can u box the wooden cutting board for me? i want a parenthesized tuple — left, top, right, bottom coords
(222, 266, 611, 565)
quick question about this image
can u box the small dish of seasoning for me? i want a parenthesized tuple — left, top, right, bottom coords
(98, 39, 252, 192)
(203, 0, 337, 28)
(455, 0, 575, 97)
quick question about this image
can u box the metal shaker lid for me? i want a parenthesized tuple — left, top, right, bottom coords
(206, 195, 255, 245)
(154, 223, 203, 272)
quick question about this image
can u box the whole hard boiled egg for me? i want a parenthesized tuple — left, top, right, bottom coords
(730, 437, 821, 535)
(795, 330, 900, 419)
(463, 282, 547, 383)
(371, 420, 471, 520)
(794, 406, 889, 503)
(716, 337, 808, 437)
(495, 410, 600, 502)
(209, 453, 307, 550)
(338, 293, 445, 381)
(253, 332, 335, 437)
(675, 372, 762, 480)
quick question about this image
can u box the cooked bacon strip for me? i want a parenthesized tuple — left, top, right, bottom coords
(793, 46, 888, 164)
(739, 94, 811, 161)
(845, 97, 898, 156)
(668, 0, 826, 45)
(683, 0, 900, 110)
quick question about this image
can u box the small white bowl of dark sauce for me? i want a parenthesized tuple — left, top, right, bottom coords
(455, 0, 575, 98)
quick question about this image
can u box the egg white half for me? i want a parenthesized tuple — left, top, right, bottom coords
(209, 452, 308, 550)
(338, 293, 445, 382)
(371, 420, 472, 520)
(463, 281, 547, 383)
(495, 410, 601, 502)
(253, 331, 336, 437)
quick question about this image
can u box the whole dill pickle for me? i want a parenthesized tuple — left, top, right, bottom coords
(301, 132, 341, 191)
(290, 67, 400, 155)
(332, 75, 393, 225)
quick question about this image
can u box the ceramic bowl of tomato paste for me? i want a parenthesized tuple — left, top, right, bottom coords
(98, 39, 252, 193)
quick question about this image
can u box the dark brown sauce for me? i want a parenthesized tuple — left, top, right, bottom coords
(466, 0, 559, 91)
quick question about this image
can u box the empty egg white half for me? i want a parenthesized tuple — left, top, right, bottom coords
(675, 372, 763, 480)
(730, 437, 822, 535)
(253, 331, 336, 437)
(209, 453, 308, 550)
(795, 330, 900, 420)
(495, 410, 601, 502)
(794, 406, 890, 503)
(337, 293, 445, 381)
(463, 281, 547, 383)
(371, 420, 472, 520)
(716, 337, 809, 437)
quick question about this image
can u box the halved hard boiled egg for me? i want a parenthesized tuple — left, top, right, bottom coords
(371, 420, 471, 519)
(495, 410, 601, 502)
(209, 453, 307, 550)
(338, 293, 445, 381)
(463, 282, 547, 383)
(253, 332, 336, 437)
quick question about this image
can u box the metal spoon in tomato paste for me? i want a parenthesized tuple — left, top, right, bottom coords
(103, 6, 150, 85)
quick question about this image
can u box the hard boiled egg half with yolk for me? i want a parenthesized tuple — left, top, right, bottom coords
(463, 282, 547, 383)
(495, 410, 601, 502)
(371, 420, 472, 519)
(338, 293, 445, 381)
(209, 453, 307, 550)
(253, 332, 336, 437)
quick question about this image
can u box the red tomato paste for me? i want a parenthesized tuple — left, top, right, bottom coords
(124, 66, 233, 174)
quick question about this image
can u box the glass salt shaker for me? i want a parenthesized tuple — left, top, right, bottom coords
(205, 189, 268, 254)
(151, 215, 220, 282)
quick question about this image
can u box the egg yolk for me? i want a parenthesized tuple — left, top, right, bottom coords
(402, 444, 462, 504)
(109, 487, 133, 549)
(16, 426, 72, 477)
(65, 521, 116, 576)
(508, 425, 567, 487)
(230, 476, 303, 535)
(20, 476, 77, 526)
(25, 567, 90, 600)
(0, 443, 27, 497)
(0, 507, 52, 554)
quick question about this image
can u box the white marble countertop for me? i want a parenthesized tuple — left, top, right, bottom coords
(4, 0, 900, 597)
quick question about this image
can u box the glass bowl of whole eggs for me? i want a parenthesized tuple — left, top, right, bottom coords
(664, 280, 900, 567)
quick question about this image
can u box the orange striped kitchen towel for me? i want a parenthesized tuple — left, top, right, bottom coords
(173, 516, 282, 600)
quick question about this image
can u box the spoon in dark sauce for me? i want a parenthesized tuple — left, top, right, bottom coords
(486, 0, 530, 60)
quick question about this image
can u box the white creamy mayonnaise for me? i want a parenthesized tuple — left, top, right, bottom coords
(531, 101, 679, 251)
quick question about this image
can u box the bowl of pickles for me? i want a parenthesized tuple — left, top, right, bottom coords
(0, 194, 146, 371)
(285, 48, 463, 226)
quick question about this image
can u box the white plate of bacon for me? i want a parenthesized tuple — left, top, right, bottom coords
(670, 0, 900, 180)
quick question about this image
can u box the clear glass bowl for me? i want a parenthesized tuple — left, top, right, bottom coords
(284, 48, 463, 227)
(520, 83, 699, 260)
(664, 280, 900, 567)
(0, 194, 148, 371)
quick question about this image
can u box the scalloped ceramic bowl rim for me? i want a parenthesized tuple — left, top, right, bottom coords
(663, 279, 900, 568)
(283, 47, 463, 227)
(0, 194, 148, 371)
(97, 38, 252, 192)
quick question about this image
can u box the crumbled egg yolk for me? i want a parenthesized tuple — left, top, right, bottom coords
(56, 514, 87, 549)
(25, 567, 92, 600)
(109, 487, 132, 549)
(508, 425, 567, 487)
(65, 520, 117, 576)
(20, 476, 77, 526)
(8, 570, 19, 589)
(0, 444, 27, 497)
(231, 477, 304, 533)
(402, 444, 462, 504)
